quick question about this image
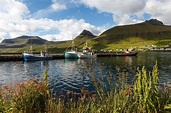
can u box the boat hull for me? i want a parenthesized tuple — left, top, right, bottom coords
(64, 51, 79, 59)
(78, 53, 97, 59)
(23, 53, 52, 61)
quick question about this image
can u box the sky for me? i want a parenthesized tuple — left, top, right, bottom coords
(0, 0, 171, 42)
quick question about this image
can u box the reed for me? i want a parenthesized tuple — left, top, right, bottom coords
(0, 63, 171, 113)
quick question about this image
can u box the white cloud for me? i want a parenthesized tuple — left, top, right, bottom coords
(32, 1, 67, 18)
(40, 19, 105, 41)
(0, 0, 105, 42)
(51, 2, 67, 11)
(0, 0, 29, 19)
(144, 0, 171, 25)
(2, 0, 171, 43)
(81, 0, 146, 24)
(80, 0, 171, 25)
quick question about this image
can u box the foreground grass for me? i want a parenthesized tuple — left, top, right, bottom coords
(0, 64, 171, 113)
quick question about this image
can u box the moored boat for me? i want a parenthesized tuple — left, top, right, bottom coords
(78, 48, 96, 58)
(23, 51, 52, 61)
(64, 51, 79, 59)
(23, 45, 52, 61)
(64, 39, 79, 59)
(78, 39, 97, 59)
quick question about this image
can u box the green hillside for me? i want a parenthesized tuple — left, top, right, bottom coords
(89, 19, 171, 51)
(0, 19, 171, 53)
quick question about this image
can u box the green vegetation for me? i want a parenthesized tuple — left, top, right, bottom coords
(1, 20, 171, 53)
(0, 63, 171, 113)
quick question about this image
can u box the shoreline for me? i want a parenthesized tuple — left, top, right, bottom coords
(1, 51, 170, 61)
(0, 52, 137, 61)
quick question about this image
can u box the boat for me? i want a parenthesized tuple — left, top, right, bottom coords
(23, 46, 52, 61)
(78, 39, 97, 59)
(64, 51, 79, 59)
(114, 51, 138, 56)
(64, 40, 79, 59)
(64, 38, 97, 59)
(78, 47, 96, 58)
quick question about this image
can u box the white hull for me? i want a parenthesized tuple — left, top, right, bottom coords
(78, 52, 97, 59)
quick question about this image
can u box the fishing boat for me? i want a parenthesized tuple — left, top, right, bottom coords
(64, 51, 79, 59)
(23, 46, 52, 61)
(78, 41, 96, 58)
(64, 40, 79, 59)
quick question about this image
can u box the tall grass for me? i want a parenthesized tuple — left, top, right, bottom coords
(0, 63, 171, 113)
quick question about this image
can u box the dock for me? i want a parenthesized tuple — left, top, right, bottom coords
(0, 52, 137, 61)
(0, 54, 65, 62)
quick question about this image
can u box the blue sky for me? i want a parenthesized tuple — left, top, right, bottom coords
(0, 0, 171, 42)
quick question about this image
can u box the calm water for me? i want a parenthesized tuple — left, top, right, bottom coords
(0, 52, 171, 95)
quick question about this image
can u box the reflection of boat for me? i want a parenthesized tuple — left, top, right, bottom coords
(78, 40, 97, 58)
(23, 46, 52, 61)
(114, 51, 138, 56)
(64, 40, 79, 59)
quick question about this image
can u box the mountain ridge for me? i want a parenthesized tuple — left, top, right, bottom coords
(0, 19, 171, 52)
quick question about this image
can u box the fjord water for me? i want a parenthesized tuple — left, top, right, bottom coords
(0, 52, 171, 95)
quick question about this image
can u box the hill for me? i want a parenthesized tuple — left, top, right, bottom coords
(0, 19, 171, 53)
(89, 19, 171, 50)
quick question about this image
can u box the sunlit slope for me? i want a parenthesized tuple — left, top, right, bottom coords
(89, 20, 171, 50)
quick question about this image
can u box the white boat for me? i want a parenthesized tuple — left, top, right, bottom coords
(78, 40, 97, 59)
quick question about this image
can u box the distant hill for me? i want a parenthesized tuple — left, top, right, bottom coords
(0, 19, 171, 53)
(2, 35, 47, 45)
(98, 19, 171, 40)
(0, 35, 47, 48)
(89, 19, 171, 50)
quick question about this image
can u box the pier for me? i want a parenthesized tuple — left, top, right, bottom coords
(0, 52, 137, 61)
(0, 53, 65, 62)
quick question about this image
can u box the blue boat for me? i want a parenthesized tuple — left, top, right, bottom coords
(23, 51, 52, 61)
(22, 37, 53, 61)
(64, 40, 79, 59)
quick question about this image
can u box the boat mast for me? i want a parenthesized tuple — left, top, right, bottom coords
(29, 45, 33, 54)
(85, 38, 88, 47)
(29, 36, 33, 54)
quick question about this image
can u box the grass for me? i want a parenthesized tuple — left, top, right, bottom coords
(0, 63, 171, 113)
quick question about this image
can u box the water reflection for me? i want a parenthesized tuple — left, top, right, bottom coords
(124, 56, 133, 66)
(48, 59, 97, 96)
(0, 52, 170, 96)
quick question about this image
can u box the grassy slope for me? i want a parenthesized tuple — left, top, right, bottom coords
(89, 22, 171, 50)
(0, 22, 171, 53)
